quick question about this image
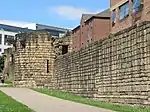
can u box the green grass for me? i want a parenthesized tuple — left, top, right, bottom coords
(0, 80, 13, 87)
(0, 84, 13, 87)
(5, 80, 13, 85)
(0, 90, 32, 112)
(33, 88, 150, 112)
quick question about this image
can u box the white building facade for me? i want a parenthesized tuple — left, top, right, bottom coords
(0, 30, 16, 54)
(0, 20, 70, 55)
(0, 23, 33, 55)
(0, 20, 70, 38)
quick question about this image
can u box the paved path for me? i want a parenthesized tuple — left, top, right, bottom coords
(0, 88, 116, 112)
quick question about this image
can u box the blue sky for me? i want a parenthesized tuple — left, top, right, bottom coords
(0, 0, 110, 28)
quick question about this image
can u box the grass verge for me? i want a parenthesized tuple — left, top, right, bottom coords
(0, 90, 32, 112)
(0, 84, 13, 87)
(33, 88, 150, 112)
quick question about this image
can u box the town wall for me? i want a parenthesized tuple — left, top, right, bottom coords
(54, 22, 150, 106)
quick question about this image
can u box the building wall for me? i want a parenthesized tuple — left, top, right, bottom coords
(72, 28, 81, 51)
(93, 18, 110, 41)
(73, 17, 110, 51)
(80, 18, 87, 48)
(81, 21, 90, 48)
(111, 0, 150, 33)
(0, 30, 16, 54)
(111, 0, 121, 6)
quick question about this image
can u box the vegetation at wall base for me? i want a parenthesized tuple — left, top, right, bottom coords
(0, 55, 4, 73)
(0, 90, 32, 112)
(33, 88, 150, 112)
(4, 80, 13, 87)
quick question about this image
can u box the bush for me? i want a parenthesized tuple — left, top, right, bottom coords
(0, 55, 4, 73)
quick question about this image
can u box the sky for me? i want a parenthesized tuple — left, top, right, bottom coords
(0, 0, 110, 29)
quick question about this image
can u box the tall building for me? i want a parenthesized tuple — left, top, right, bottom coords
(72, 9, 110, 51)
(0, 20, 70, 38)
(0, 20, 70, 54)
(110, 0, 149, 33)
(0, 24, 32, 55)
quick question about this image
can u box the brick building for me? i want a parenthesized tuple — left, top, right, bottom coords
(72, 9, 110, 51)
(110, 0, 150, 33)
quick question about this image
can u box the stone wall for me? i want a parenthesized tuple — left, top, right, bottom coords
(54, 42, 99, 98)
(14, 32, 56, 87)
(10, 21, 150, 106)
(54, 22, 150, 106)
(13, 31, 72, 87)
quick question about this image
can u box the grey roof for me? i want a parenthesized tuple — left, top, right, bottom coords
(0, 24, 33, 33)
(82, 14, 95, 22)
(36, 24, 69, 33)
(82, 9, 110, 23)
(97, 9, 110, 18)
(73, 8, 110, 31)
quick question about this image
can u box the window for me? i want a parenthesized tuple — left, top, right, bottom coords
(11, 54, 14, 63)
(0, 34, 2, 44)
(4, 35, 7, 45)
(62, 45, 68, 55)
(0, 48, 1, 52)
(119, 2, 129, 20)
(46, 60, 49, 73)
(4, 35, 14, 45)
(133, 0, 141, 13)
(112, 9, 116, 26)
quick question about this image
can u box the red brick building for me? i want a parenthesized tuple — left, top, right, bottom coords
(111, 0, 150, 33)
(72, 9, 110, 51)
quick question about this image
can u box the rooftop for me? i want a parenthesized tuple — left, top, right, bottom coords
(0, 24, 33, 33)
(97, 9, 110, 18)
(72, 8, 110, 31)
(0, 20, 71, 31)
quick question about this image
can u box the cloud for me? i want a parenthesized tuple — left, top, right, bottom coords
(50, 6, 100, 20)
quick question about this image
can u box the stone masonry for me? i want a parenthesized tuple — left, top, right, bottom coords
(54, 21, 150, 106)
(5, 21, 150, 107)
(13, 32, 56, 87)
(13, 31, 72, 87)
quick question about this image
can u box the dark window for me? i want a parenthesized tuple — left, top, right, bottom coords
(0, 34, 2, 44)
(11, 54, 14, 63)
(0, 48, 1, 52)
(112, 9, 116, 26)
(4, 35, 14, 45)
(119, 2, 129, 20)
(133, 0, 141, 13)
(87, 40, 89, 43)
(4, 35, 7, 45)
(36, 25, 38, 29)
(46, 60, 49, 73)
(62, 45, 68, 55)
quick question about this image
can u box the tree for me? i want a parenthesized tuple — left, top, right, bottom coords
(0, 55, 4, 73)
